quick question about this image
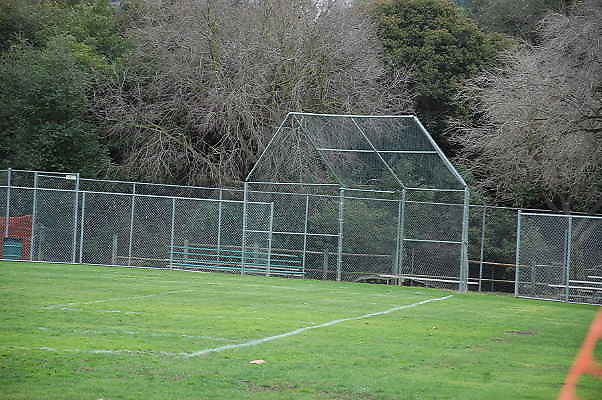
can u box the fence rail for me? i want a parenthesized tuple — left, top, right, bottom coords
(1, 169, 600, 303)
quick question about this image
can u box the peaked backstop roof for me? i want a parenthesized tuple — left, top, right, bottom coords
(247, 113, 467, 191)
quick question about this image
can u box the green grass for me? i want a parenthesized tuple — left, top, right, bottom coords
(1, 261, 600, 400)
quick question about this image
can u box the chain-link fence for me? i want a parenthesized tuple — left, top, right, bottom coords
(0, 169, 272, 276)
(516, 212, 602, 305)
(2, 168, 600, 302)
(246, 113, 471, 291)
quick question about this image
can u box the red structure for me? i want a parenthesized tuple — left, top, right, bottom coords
(0, 215, 33, 259)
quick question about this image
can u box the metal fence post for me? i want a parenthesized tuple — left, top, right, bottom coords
(241, 182, 248, 275)
(395, 188, 406, 278)
(459, 187, 470, 292)
(4, 168, 11, 239)
(78, 191, 86, 264)
(565, 215, 573, 301)
(217, 189, 223, 263)
(266, 202, 274, 276)
(169, 197, 176, 269)
(302, 194, 310, 276)
(111, 235, 118, 265)
(514, 210, 522, 297)
(322, 249, 329, 280)
(337, 188, 345, 281)
(30, 172, 38, 261)
(71, 173, 80, 264)
(127, 183, 136, 266)
(478, 206, 487, 291)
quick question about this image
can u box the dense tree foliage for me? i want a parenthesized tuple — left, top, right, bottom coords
(94, 0, 413, 186)
(0, 0, 126, 175)
(451, 0, 601, 213)
(369, 0, 509, 147)
(0, 0, 599, 215)
(467, 0, 574, 41)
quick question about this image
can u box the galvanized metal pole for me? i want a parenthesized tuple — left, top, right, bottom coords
(78, 191, 86, 264)
(30, 172, 38, 261)
(302, 194, 310, 276)
(478, 207, 487, 292)
(322, 249, 329, 280)
(337, 188, 345, 281)
(514, 211, 522, 297)
(169, 197, 176, 269)
(127, 183, 136, 266)
(241, 182, 248, 275)
(266, 202, 274, 276)
(4, 168, 12, 239)
(395, 189, 407, 279)
(217, 189, 223, 263)
(459, 187, 470, 292)
(71, 173, 80, 264)
(565, 216, 573, 301)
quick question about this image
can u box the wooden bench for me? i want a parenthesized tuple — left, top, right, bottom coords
(170, 245, 304, 277)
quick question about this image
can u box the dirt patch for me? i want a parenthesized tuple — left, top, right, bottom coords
(504, 330, 537, 335)
(246, 383, 298, 392)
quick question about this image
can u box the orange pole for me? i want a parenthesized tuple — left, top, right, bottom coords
(558, 309, 602, 400)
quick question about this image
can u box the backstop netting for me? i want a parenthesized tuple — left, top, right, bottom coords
(245, 113, 470, 290)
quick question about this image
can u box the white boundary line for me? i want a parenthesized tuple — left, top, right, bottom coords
(182, 294, 453, 358)
(21, 294, 453, 358)
(41, 290, 194, 310)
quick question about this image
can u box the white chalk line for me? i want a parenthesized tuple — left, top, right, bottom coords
(2, 346, 180, 357)
(35, 327, 237, 342)
(41, 289, 195, 310)
(11, 295, 452, 358)
(182, 294, 454, 358)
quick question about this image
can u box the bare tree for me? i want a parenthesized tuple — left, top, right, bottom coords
(94, 0, 413, 186)
(450, 0, 601, 213)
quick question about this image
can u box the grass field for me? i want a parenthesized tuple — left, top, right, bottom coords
(1, 261, 601, 399)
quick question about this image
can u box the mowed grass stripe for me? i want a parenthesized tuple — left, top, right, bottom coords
(1, 261, 601, 400)
(1, 262, 434, 354)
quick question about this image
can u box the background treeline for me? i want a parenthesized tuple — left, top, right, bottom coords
(0, 0, 600, 214)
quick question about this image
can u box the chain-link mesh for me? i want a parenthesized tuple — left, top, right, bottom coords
(245, 113, 469, 287)
(482, 207, 517, 292)
(517, 213, 602, 305)
(34, 188, 77, 263)
(398, 189, 467, 290)
(341, 194, 399, 281)
(80, 192, 132, 266)
(2, 168, 600, 303)
(570, 217, 602, 304)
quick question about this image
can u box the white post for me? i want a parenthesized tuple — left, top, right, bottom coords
(266, 202, 274, 276)
(78, 191, 86, 264)
(564, 216, 573, 301)
(127, 184, 136, 266)
(169, 197, 176, 269)
(478, 207, 487, 292)
(30, 172, 38, 261)
(337, 188, 345, 281)
(514, 211, 522, 297)
(71, 173, 80, 264)
(459, 187, 470, 292)
(111, 234, 118, 265)
(217, 189, 223, 263)
(4, 168, 11, 239)
(241, 182, 249, 275)
(302, 194, 309, 276)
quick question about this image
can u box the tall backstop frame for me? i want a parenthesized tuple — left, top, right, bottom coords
(243, 113, 471, 291)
